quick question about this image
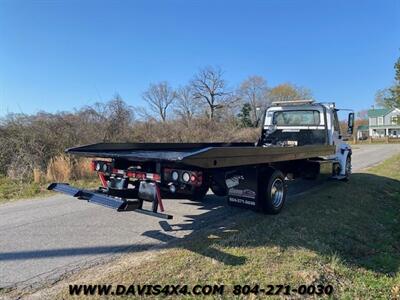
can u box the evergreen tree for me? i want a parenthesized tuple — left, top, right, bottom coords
(237, 103, 253, 127)
(376, 55, 400, 108)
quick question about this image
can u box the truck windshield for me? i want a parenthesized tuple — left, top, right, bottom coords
(273, 110, 320, 126)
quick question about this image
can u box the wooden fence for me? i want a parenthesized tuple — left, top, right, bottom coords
(352, 136, 400, 144)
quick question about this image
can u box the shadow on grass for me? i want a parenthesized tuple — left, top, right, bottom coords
(1, 174, 398, 275)
(142, 173, 400, 274)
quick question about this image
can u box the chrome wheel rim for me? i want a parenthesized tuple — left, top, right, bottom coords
(271, 178, 284, 207)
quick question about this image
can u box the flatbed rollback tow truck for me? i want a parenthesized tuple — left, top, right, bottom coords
(48, 100, 354, 219)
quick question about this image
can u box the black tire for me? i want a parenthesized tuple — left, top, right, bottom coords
(303, 163, 319, 180)
(304, 171, 318, 180)
(210, 183, 228, 197)
(343, 155, 351, 181)
(190, 186, 209, 201)
(260, 169, 287, 214)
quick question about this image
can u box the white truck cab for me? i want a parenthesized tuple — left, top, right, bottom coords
(261, 100, 354, 178)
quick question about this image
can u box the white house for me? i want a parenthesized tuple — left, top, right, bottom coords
(368, 107, 400, 138)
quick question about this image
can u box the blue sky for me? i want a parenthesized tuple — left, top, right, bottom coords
(0, 0, 399, 115)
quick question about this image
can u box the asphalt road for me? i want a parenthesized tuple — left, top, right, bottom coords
(0, 144, 399, 290)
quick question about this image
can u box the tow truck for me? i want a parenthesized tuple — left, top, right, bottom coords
(48, 100, 354, 219)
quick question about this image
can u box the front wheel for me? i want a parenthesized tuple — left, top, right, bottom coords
(261, 169, 287, 214)
(343, 155, 352, 181)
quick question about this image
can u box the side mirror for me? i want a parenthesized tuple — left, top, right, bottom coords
(347, 112, 354, 135)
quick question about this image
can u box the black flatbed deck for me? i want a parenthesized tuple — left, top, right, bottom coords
(67, 142, 335, 169)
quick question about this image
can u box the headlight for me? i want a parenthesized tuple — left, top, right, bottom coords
(182, 172, 190, 183)
(102, 163, 108, 172)
(95, 162, 101, 171)
(171, 171, 179, 181)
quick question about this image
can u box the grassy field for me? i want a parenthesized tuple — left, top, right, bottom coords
(0, 176, 99, 204)
(49, 155, 400, 299)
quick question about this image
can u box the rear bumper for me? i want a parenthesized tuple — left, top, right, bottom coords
(47, 183, 172, 219)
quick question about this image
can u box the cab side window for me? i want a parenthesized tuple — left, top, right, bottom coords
(333, 111, 341, 134)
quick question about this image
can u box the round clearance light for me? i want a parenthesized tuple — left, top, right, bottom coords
(171, 171, 179, 181)
(182, 172, 190, 183)
(102, 163, 108, 172)
(169, 184, 176, 193)
(95, 162, 101, 171)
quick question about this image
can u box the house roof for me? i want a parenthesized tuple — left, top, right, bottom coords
(357, 125, 369, 131)
(367, 108, 391, 118)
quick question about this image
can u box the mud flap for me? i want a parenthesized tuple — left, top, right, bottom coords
(225, 166, 262, 211)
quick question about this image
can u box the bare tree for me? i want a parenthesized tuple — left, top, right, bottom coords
(191, 66, 229, 120)
(238, 76, 269, 125)
(142, 82, 176, 122)
(375, 88, 393, 108)
(357, 109, 369, 120)
(133, 106, 156, 122)
(103, 94, 134, 141)
(79, 94, 134, 142)
(173, 85, 201, 121)
(268, 83, 312, 103)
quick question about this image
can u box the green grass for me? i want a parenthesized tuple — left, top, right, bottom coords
(0, 176, 99, 204)
(0, 176, 47, 202)
(57, 155, 400, 299)
(368, 154, 400, 180)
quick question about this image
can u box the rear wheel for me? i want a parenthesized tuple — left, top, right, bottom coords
(261, 169, 287, 214)
(190, 186, 209, 201)
(210, 182, 228, 197)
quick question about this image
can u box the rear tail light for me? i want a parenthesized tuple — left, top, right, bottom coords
(164, 168, 203, 186)
(172, 171, 179, 181)
(91, 160, 110, 173)
(190, 171, 203, 186)
(92, 161, 162, 183)
(182, 172, 190, 183)
(169, 184, 176, 193)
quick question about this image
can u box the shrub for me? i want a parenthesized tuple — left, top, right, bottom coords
(46, 155, 72, 182)
(0, 99, 259, 183)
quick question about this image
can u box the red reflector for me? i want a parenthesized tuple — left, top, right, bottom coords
(90, 161, 96, 171)
(126, 171, 146, 180)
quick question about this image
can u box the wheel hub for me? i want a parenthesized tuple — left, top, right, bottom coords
(271, 178, 284, 207)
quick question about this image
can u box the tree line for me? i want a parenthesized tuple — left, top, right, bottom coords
(0, 66, 312, 181)
(140, 66, 312, 125)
